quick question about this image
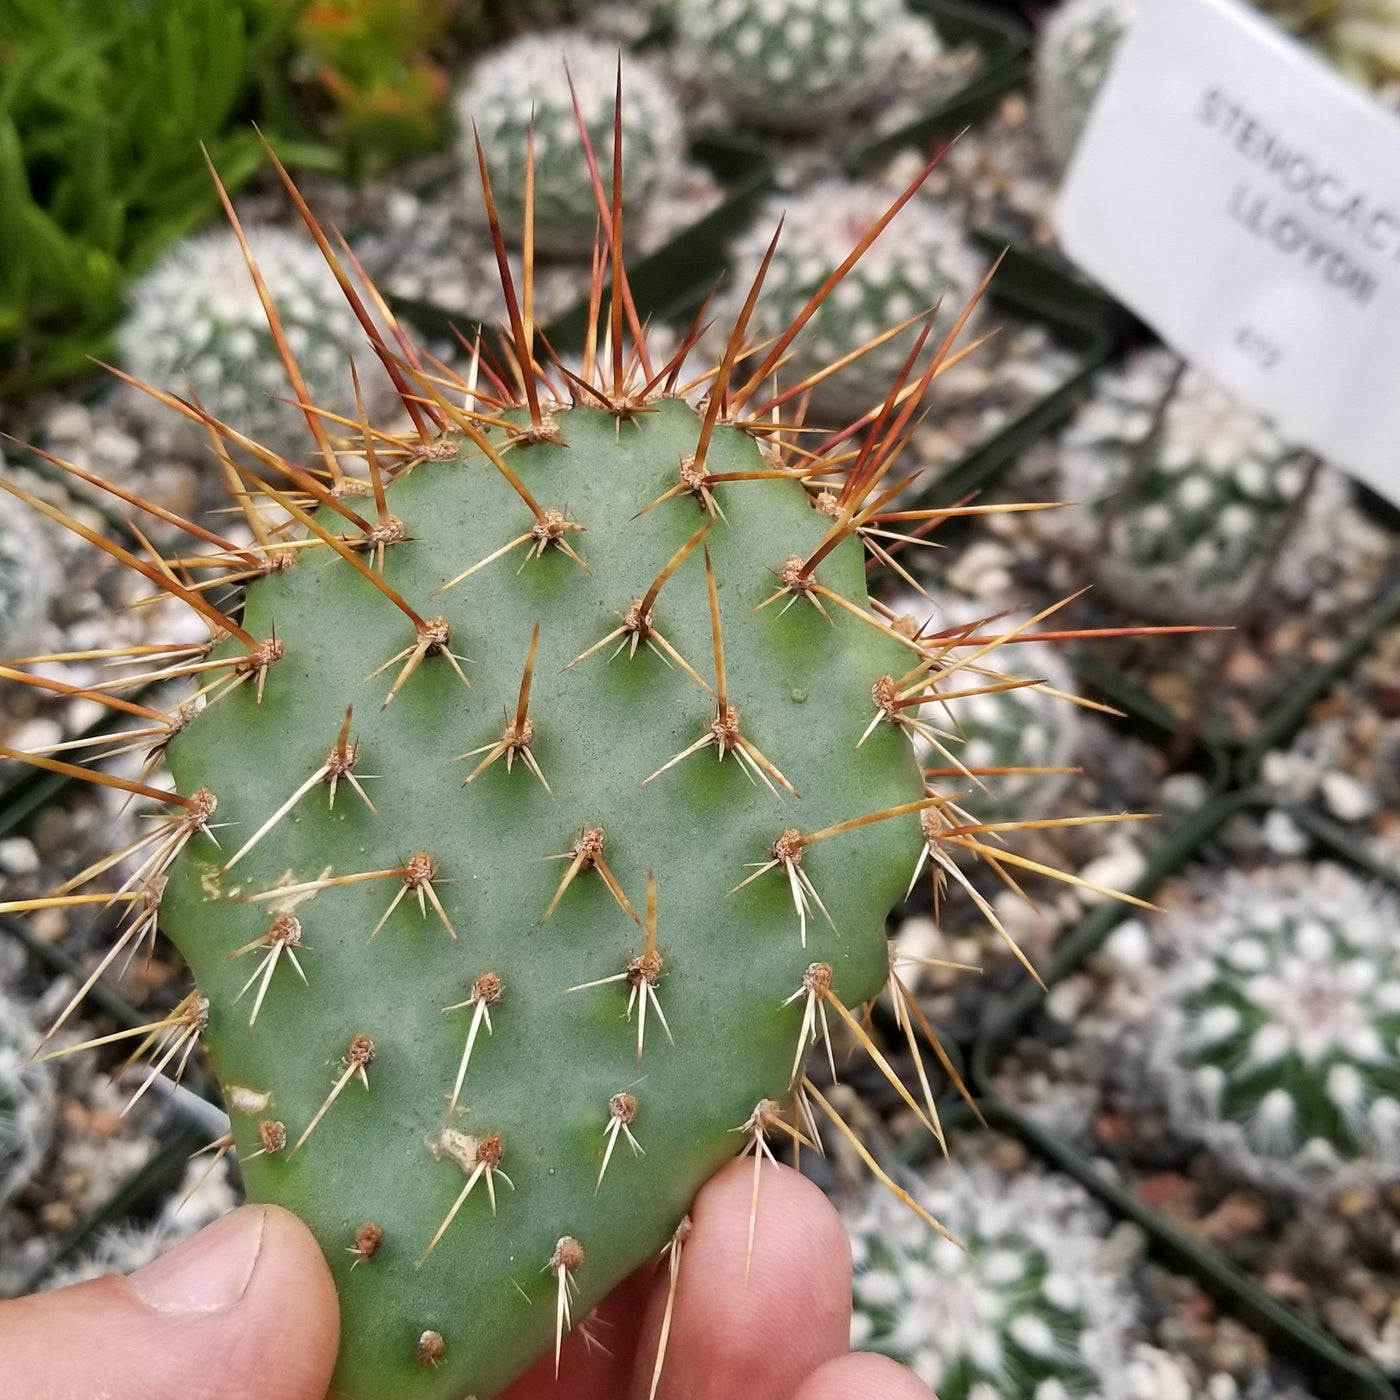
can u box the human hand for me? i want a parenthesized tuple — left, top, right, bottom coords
(0, 1156, 934, 1400)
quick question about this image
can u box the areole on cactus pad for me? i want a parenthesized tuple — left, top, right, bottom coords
(0, 90, 1171, 1400)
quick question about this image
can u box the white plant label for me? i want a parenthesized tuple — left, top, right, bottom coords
(1056, 0, 1400, 500)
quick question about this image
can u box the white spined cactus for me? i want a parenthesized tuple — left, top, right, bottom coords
(119, 226, 387, 462)
(847, 1157, 1136, 1398)
(725, 181, 987, 421)
(1150, 862, 1400, 1187)
(0, 463, 58, 658)
(454, 31, 683, 255)
(675, 0, 908, 131)
(1034, 0, 1141, 169)
(881, 589, 1082, 825)
(1057, 349, 1346, 622)
(0, 992, 54, 1208)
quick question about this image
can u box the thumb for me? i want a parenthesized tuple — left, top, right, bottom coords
(0, 1204, 340, 1400)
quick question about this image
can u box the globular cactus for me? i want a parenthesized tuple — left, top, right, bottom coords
(1057, 350, 1345, 622)
(0, 132, 1086, 1398)
(1149, 862, 1400, 1186)
(0, 464, 58, 657)
(453, 31, 683, 255)
(675, 0, 906, 131)
(880, 589, 1081, 827)
(848, 1157, 1135, 1397)
(119, 226, 390, 462)
(724, 181, 987, 421)
(1034, 0, 1141, 169)
(0, 992, 54, 1207)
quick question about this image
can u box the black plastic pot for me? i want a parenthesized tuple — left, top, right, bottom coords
(852, 0, 1030, 171)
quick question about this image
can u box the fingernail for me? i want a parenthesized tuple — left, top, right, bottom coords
(131, 1207, 266, 1314)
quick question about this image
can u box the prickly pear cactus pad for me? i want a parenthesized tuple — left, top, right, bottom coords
(161, 391, 925, 1398)
(0, 132, 1138, 1399)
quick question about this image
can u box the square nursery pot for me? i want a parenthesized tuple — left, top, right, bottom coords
(971, 789, 1400, 1389)
(1041, 351, 1400, 764)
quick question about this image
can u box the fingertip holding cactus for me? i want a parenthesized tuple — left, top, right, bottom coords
(1150, 862, 1400, 1187)
(1058, 350, 1344, 622)
(675, 0, 907, 131)
(848, 1156, 1136, 1397)
(0, 103, 1152, 1396)
(0, 993, 53, 1208)
(724, 181, 988, 422)
(117, 225, 390, 462)
(454, 30, 683, 255)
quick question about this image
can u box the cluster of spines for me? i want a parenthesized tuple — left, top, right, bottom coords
(0, 89, 1205, 1392)
(454, 29, 683, 256)
(117, 224, 388, 462)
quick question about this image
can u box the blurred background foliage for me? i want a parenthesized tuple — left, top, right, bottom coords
(0, 0, 522, 397)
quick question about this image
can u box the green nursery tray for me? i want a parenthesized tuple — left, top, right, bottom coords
(970, 788, 1400, 1393)
(968, 1096, 1398, 1400)
(1236, 568, 1400, 785)
(853, 0, 1030, 171)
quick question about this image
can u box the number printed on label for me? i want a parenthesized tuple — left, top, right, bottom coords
(1232, 324, 1283, 370)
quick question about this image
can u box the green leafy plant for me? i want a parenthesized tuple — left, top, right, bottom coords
(0, 0, 313, 393)
(292, 0, 455, 171)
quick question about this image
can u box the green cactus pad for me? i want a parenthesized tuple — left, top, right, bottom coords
(160, 397, 922, 1397)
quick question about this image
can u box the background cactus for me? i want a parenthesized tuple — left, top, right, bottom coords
(0, 468, 58, 659)
(674, 0, 907, 131)
(1057, 350, 1345, 622)
(118, 225, 390, 461)
(724, 181, 987, 422)
(0, 992, 54, 1208)
(453, 31, 683, 255)
(881, 589, 1082, 825)
(1033, 0, 1140, 169)
(1148, 861, 1400, 1186)
(848, 1156, 1136, 1397)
